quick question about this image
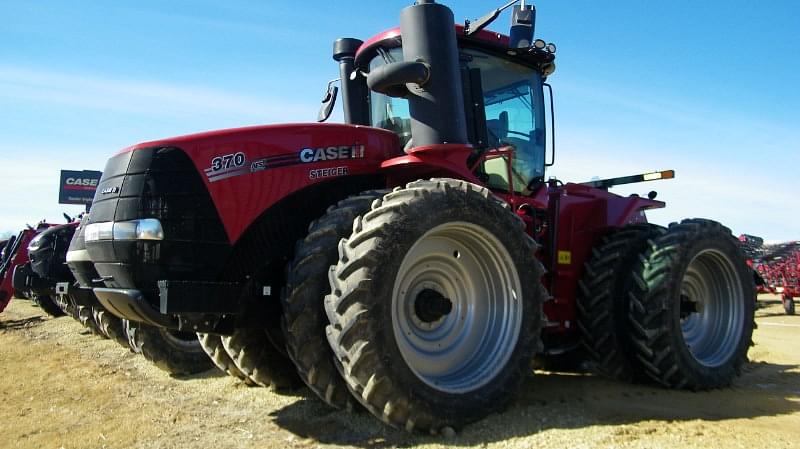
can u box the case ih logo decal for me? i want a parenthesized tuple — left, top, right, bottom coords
(65, 178, 99, 188)
(204, 145, 366, 183)
(299, 145, 365, 163)
(59, 169, 103, 205)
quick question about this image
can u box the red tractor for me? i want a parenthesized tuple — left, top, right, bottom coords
(82, 0, 755, 432)
(0, 221, 65, 316)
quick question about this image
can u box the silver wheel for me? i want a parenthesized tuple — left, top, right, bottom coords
(325, 178, 544, 431)
(680, 249, 745, 367)
(392, 221, 523, 394)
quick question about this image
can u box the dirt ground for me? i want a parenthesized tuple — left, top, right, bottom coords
(0, 295, 798, 449)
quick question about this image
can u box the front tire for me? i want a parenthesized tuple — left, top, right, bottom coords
(628, 219, 755, 389)
(126, 321, 214, 375)
(77, 303, 105, 337)
(122, 319, 142, 353)
(221, 329, 300, 389)
(33, 294, 67, 317)
(282, 190, 385, 410)
(92, 306, 131, 348)
(197, 333, 252, 383)
(325, 179, 545, 432)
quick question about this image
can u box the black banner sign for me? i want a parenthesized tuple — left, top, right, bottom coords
(58, 170, 102, 205)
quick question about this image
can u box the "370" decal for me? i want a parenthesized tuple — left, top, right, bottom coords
(204, 151, 249, 182)
(211, 152, 246, 171)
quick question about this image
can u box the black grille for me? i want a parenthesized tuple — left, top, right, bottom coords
(86, 147, 229, 304)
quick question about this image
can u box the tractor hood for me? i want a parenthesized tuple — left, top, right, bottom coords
(98, 123, 401, 242)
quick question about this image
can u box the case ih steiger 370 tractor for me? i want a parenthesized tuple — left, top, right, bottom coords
(83, 0, 755, 433)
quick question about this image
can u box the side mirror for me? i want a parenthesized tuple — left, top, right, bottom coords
(317, 80, 340, 123)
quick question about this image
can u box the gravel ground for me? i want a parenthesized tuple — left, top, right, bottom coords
(0, 294, 798, 449)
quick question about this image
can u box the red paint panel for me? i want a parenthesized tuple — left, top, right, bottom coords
(121, 124, 401, 244)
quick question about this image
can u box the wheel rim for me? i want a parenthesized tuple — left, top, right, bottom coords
(392, 221, 523, 394)
(679, 248, 744, 367)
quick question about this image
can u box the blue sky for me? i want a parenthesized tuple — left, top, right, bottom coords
(0, 1, 797, 241)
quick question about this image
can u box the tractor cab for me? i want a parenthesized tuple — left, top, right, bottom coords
(328, 0, 556, 195)
(365, 43, 550, 193)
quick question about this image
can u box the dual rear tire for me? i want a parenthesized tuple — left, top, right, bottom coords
(627, 219, 755, 389)
(579, 219, 755, 390)
(576, 224, 666, 381)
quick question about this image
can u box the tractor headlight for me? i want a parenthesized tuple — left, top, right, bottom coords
(27, 234, 45, 252)
(85, 219, 164, 242)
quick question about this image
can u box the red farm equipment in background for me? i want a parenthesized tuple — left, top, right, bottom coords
(0, 222, 53, 313)
(758, 243, 800, 315)
(740, 234, 800, 315)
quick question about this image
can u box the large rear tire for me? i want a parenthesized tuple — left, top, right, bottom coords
(221, 328, 300, 389)
(282, 190, 385, 410)
(576, 224, 665, 382)
(325, 179, 545, 433)
(628, 219, 755, 389)
(197, 333, 253, 383)
(126, 321, 214, 375)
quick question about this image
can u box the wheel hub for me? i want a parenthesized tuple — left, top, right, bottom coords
(414, 288, 453, 324)
(392, 221, 523, 394)
(679, 294, 703, 319)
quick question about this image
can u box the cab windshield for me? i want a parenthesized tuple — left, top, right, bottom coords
(369, 46, 546, 194)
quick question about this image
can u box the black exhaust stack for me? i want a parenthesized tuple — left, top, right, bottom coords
(333, 38, 370, 126)
(401, 0, 468, 147)
(367, 1, 468, 148)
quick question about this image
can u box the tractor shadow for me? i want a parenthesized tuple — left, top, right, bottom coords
(757, 312, 795, 319)
(0, 316, 46, 332)
(172, 368, 230, 381)
(269, 362, 800, 447)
